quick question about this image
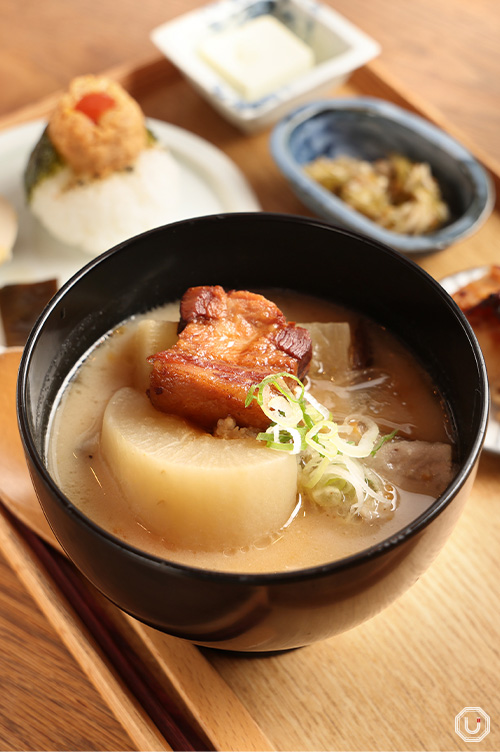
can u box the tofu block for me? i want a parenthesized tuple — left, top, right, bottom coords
(198, 15, 315, 101)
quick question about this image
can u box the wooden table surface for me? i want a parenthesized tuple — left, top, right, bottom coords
(0, 1, 499, 750)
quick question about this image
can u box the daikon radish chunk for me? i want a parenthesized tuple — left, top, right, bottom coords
(101, 387, 297, 550)
(134, 319, 178, 391)
(302, 322, 352, 376)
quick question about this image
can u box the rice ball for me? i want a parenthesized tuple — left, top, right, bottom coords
(25, 75, 182, 255)
(30, 146, 180, 255)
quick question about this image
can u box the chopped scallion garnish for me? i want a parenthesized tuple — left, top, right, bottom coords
(246, 372, 398, 521)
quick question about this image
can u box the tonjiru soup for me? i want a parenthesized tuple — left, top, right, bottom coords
(46, 289, 456, 573)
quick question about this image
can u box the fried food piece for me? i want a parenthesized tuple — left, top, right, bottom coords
(48, 75, 147, 178)
(451, 266, 500, 311)
(148, 286, 312, 431)
(452, 266, 500, 414)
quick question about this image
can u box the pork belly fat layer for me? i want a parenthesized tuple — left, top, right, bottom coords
(149, 286, 313, 430)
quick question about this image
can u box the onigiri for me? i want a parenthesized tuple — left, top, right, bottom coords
(24, 75, 180, 255)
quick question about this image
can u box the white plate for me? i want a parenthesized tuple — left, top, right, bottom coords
(440, 266, 500, 454)
(0, 117, 260, 346)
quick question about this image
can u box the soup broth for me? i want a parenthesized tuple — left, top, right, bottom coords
(47, 291, 455, 573)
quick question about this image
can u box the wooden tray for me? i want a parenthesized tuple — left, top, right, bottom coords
(1, 56, 499, 752)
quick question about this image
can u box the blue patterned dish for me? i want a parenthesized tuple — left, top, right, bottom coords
(271, 97, 495, 253)
(151, 0, 380, 133)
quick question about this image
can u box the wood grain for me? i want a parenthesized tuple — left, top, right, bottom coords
(129, 622, 275, 751)
(206, 454, 500, 751)
(0, 550, 135, 751)
(0, 505, 171, 752)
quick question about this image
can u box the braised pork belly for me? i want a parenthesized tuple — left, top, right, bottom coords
(148, 286, 312, 431)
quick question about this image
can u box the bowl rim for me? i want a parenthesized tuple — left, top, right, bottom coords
(17, 213, 489, 585)
(270, 97, 496, 253)
(150, 0, 381, 123)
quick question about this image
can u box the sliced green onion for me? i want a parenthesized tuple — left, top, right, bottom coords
(330, 415, 380, 458)
(371, 428, 398, 456)
(303, 388, 330, 420)
(245, 372, 399, 521)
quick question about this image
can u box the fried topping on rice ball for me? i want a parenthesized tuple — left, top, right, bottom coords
(48, 75, 147, 178)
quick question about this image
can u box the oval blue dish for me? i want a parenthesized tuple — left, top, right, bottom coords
(270, 97, 495, 253)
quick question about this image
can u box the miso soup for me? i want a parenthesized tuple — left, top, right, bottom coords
(46, 290, 456, 573)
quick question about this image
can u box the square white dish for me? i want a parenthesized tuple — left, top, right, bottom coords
(151, 0, 380, 133)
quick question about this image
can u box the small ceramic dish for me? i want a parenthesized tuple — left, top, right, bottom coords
(151, 0, 380, 133)
(270, 97, 495, 253)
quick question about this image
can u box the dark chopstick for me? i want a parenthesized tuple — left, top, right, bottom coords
(3, 505, 210, 752)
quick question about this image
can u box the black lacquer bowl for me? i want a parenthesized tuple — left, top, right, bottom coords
(18, 213, 488, 651)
